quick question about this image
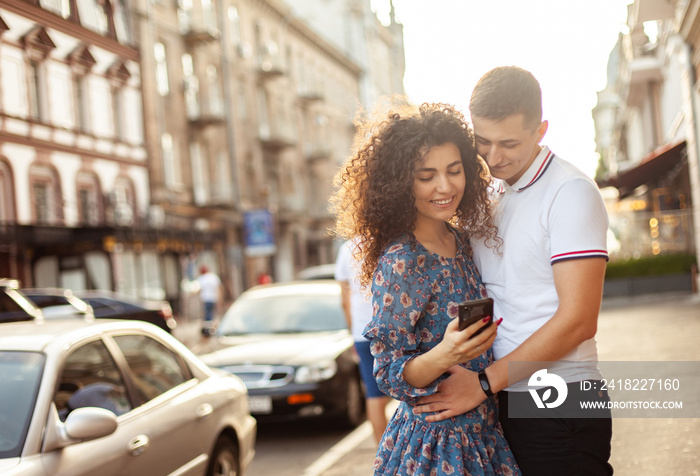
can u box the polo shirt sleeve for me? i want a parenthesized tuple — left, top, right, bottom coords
(548, 178, 609, 265)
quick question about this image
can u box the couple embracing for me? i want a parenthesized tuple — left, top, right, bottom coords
(332, 66, 613, 476)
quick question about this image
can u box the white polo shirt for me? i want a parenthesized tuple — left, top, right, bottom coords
(335, 240, 373, 341)
(472, 146, 609, 391)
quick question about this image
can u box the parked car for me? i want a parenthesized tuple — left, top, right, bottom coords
(198, 280, 365, 426)
(21, 288, 94, 321)
(74, 290, 177, 333)
(0, 278, 43, 323)
(0, 319, 256, 476)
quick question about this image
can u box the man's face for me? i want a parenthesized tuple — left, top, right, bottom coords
(472, 114, 547, 185)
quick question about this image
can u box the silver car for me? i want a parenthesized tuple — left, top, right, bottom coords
(0, 319, 256, 476)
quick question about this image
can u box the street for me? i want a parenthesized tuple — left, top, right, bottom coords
(174, 292, 700, 476)
(597, 293, 700, 475)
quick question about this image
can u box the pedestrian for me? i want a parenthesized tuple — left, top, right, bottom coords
(335, 238, 390, 446)
(414, 66, 613, 475)
(332, 102, 519, 475)
(197, 265, 222, 336)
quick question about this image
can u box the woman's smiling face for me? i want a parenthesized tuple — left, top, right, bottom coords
(412, 142, 465, 231)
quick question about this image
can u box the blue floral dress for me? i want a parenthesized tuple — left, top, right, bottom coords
(363, 232, 520, 476)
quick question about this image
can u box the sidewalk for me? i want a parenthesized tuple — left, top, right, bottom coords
(307, 291, 700, 476)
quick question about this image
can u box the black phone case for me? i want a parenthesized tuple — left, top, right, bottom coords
(458, 297, 494, 333)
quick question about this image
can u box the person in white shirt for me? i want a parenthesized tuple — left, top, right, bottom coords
(197, 265, 222, 336)
(414, 66, 613, 475)
(335, 239, 390, 444)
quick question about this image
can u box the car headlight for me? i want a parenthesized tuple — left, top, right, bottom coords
(294, 359, 338, 383)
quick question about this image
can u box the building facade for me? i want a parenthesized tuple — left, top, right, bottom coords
(0, 0, 164, 296)
(593, 0, 699, 270)
(130, 0, 365, 293)
(0, 0, 405, 316)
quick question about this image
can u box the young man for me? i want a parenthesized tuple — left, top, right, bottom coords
(335, 239, 389, 445)
(414, 66, 613, 474)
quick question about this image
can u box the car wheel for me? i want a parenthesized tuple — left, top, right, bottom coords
(207, 435, 240, 476)
(342, 376, 365, 428)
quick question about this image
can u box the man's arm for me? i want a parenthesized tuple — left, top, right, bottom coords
(339, 281, 353, 330)
(415, 257, 606, 421)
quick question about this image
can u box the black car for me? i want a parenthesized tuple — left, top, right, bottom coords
(0, 278, 44, 322)
(21, 288, 95, 321)
(73, 290, 177, 333)
(198, 280, 365, 426)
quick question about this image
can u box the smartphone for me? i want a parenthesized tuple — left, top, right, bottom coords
(458, 297, 494, 334)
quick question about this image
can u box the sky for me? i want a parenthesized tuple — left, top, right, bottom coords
(371, 0, 633, 178)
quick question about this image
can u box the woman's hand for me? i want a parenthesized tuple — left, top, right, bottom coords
(401, 314, 501, 389)
(438, 315, 501, 365)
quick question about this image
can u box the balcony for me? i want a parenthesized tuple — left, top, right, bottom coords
(304, 143, 332, 162)
(188, 112, 226, 129)
(257, 59, 285, 79)
(298, 87, 324, 105)
(258, 121, 296, 151)
(183, 28, 219, 46)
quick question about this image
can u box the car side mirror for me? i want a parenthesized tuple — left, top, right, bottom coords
(43, 403, 118, 452)
(64, 407, 118, 440)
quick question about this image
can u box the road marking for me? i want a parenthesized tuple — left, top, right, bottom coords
(299, 421, 373, 476)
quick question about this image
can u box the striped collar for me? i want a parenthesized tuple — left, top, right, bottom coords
(498, 146, 554, 193)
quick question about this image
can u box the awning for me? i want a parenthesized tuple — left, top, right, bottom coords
(597, 140, 686, 199)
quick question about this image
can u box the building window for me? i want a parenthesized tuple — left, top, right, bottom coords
(76, 171, 102, 225)
(190, 142, 208, 205)
(182, 54, 199, 118)
(154, 42, 169, 96)
(112, 177, 136, 226)
(106, 61, 132, 141)
(30, 164, 60, 225)
(206, 64, 223, 116)
(111, 87, 124, 140)
(73, 75, 90, 133)
(28, 60, 48, 122)
(257, 88, 269, 139)
(201, 0, 216, 33)
(228, 6, 241, 46)
(162, 133, 181, 188)
(33, 182, 50, 224)
(68, 45, 97, 134)
(22, 26, 56, 122)
(176, 0, 193, 34)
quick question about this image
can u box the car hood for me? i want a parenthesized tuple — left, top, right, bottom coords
(0, 458, 20, 473)
(199, 331, 353, 367)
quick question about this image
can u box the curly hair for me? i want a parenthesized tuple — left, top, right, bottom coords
(331, 102, 499, 286)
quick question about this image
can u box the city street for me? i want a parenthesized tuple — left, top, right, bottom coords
(175, 292, 700, 475)
(307, 292, 700, 476)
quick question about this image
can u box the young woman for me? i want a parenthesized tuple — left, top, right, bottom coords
(332, 103, 519, 475)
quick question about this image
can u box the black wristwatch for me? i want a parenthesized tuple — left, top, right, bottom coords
(478, 370, 494, 397)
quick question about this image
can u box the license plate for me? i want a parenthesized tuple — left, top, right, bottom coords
(248, 396, 272, 414)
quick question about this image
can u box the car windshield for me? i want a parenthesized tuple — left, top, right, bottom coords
(0, 351, 45, 458)
(218, 292, 346, 335)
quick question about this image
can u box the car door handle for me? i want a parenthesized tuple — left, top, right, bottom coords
(128, 435, 151, 456)
(196, 403, 213, 419)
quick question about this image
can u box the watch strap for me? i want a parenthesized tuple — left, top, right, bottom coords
(478, 370, 494, 397)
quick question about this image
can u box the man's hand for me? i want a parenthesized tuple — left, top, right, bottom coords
(412, 365, 486, 422)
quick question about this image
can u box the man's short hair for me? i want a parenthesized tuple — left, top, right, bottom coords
(469, 66, 542, 130)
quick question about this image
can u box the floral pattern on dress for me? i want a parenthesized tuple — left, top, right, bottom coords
(363, 232, 520, 476)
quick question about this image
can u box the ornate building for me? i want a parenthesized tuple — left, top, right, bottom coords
(0, 0, 405, 316)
